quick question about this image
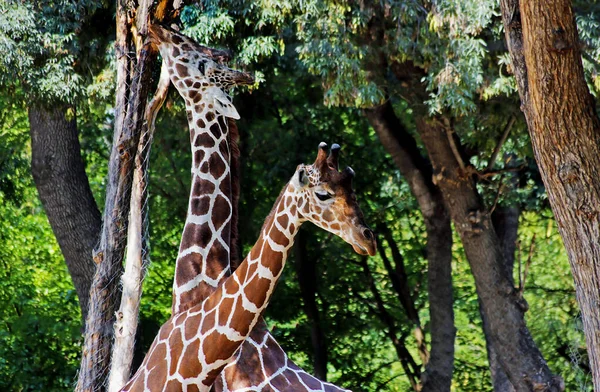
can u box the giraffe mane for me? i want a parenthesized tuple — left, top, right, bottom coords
(228, 117, 241, 271)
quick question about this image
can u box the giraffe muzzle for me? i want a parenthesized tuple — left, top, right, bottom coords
(352, 228, 377, 256)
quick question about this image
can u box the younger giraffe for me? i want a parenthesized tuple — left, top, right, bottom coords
(149, 25, 358, 392)
(122, 143, 376, 391)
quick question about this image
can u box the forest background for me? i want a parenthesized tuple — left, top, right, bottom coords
(0, 0, 599, 391)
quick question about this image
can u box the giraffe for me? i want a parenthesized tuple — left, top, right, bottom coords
(148, 24, 254, 314)
(122, 142, 377, 391)
(144, 25, 361, 392)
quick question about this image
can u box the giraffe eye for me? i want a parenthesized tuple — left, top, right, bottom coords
(198, 62, 205, 74)
(315, 191, 333, 201)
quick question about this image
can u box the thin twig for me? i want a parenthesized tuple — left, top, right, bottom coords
(487, 115, 516, 171)
(441, 119, 466, 171)
(489, 175, 505, 215)
(520, 234, 536, 294)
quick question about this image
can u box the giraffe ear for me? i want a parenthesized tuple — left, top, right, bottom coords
(213, 90, 240, 119)
(296, 168, 309, 188)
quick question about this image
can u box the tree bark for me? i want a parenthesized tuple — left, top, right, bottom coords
(294, 228, 328, 380)
(29, 104, 101, 323)
(417, 118, 563, 391)
(485, 206, 520, 392)
(500, 0, 600, 388)
(75, 1, 158, 388)
(364, 102, 455, 392)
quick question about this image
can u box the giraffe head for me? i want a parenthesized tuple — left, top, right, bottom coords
(148, 24, 254, 119)
(292, 142, 377, 256)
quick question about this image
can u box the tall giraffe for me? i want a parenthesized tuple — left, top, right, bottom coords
(122, 142, 377, 391)
(148, 25, 253, 314)
(146, 25, 362, 392)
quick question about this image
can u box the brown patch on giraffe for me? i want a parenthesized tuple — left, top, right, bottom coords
(186, 109, 193, 123)
(171, 46, 180, 57)
(205, 111, 215, 122)
(212, 194, 231, 231)
(191, 179, 215, 198)
(159, 322, 173, 341)
(234, 261, 249, 281)
(249, 237, 265, 259)
(322, 210, 333, 222)
(187, 385, 200, 392)
(174, 312, 187, 327)
(178, 339, 202, 378)
(229, 303, 255, 336)
(301, 373, 323, 389)
(205, 241, 228, 277)
(196, 118, 206, 128)
(181, 43, 191, 50)
(202, 364, 228, 387)
(179, 221, 212, 252)
(200, 308, 216, 333)
(193, 81, 201, 89)
(199, 161, 209, 174)
(171, 35, 183, 45)
(168, 328, 184, 375)
(164, 379, 183, 392)
(284, 196, 292, 208)
(303, 202, 310, 214)
(176, 63, 189, 78)
(208, 153, 226, 179)
(209, 121, 223, 140)
(193, 148, 205, 164)
(219, 275, 237, 298)
(270, 374, 293, 391)
(276, 214, 289, 228)
(290, 205, 297, 216)
(193, 93, 202, 104)
(193, 131, 212, 148)
(244, 274, 271, 308)
(217, 296, 235, 325)
(184, 313, 202, 340)
(184, 78, 193, 87)
(262, 340, 286, 377)
(174, 255, 201, 287)
(202, 331, 237, 363)
(146, 361, 167, 390)
(330, 222, 341, 231)
(270, 233, 290, 249)
(188, 90, 198, 102)
(289, 222, 295, 233)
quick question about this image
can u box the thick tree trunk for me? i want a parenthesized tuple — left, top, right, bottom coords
(417, 118, 563, 391)
(364, 102, 455, 392)
(29, 104, 101, 323)
(500, 0, 600, 388)
(294, 228, 328, 380)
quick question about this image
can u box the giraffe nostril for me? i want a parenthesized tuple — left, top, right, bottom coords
(363, 228, 373, 240)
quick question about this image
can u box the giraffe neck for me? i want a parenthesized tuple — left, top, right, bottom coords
(172, 98, 233, 314)
(178, 183, 304, 388)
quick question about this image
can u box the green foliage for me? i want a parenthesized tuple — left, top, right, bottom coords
(0, 1, 110, 103)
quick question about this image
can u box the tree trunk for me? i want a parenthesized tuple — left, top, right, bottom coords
(364, 102, 455, 392)
(485, 206, 520, 391)
(75, 2, 158, 388)
(294, 228, 328, 380)
(416, 118, 563, 391)
(500, 0, 600, 388)
(29, 104, 101, 323)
